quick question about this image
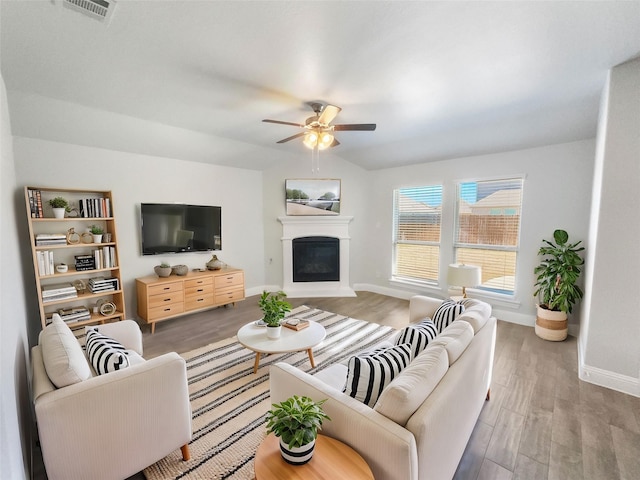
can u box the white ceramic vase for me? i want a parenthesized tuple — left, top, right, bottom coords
(92, 234, 103, 244)
(53, 208, 65, 219)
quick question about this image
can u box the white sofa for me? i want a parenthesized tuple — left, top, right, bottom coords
(270, 295, 496, 480)
(31, 318, 192, 480)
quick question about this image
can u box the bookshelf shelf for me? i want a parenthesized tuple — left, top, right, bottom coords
(25, 186, 126, 329)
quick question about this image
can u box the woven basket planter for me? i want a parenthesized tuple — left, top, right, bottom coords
(535, 305, 568, 341)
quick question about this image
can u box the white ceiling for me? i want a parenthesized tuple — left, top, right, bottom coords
(2, 1, 639, 171)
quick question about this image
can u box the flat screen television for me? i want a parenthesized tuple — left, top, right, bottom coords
(140, 203, 221, 255)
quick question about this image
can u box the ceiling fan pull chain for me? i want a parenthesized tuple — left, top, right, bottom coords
(311, 147, 320, 174)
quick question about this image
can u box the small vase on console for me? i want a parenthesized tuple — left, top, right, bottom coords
(206, 255, 223, 270)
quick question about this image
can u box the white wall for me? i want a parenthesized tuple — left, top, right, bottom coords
(580, 58, 640, 396)
(262, 139, 596, 326)
(0, 74, 30, 479)
(12, 137, 266, 320)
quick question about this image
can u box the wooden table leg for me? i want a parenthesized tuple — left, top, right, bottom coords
(254, 352, 261, 374)
(307, 348, 316, 368)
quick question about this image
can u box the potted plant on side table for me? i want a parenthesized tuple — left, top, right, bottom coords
(259, 290, 291, 339)
(265, 395, 331, 465)
(533, 229, 585, 341)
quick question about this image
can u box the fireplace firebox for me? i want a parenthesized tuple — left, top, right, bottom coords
(292, 236, 340, 282)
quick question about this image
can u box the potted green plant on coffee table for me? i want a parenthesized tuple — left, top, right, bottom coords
(265, 395, 331, 465)
(258, 290, 291, 339)
(533, 229, 585, 341)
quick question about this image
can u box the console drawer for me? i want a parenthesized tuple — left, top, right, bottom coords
(214, 288, 244, 305)
(148, 303, 185, 321)
(214, 272, 244, 289)
(185, 293, 214, 311)
(147, 282, 183, 296)
(147, 291, 184, 309)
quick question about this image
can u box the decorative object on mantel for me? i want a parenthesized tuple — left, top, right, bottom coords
(447, 264, 482, 298)
(206, 254, 224, 270)
(533, 229, 584, 341)
(258, 290, 291, 340)
(48, 196, 70, 219)
(285, 178, 341, 216)
(172, 264, 188, 276)
(154, 262, 172, 278)
(265, 395, 331, 465)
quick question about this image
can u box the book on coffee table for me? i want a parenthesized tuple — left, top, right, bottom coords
(283, 318, 309, 331)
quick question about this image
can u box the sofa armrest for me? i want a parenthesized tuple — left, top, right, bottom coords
(270, 362, 418, 480)
(88, 319, 143, 355)
(34, 352, 191, 480)
(409, 295, 443, 323)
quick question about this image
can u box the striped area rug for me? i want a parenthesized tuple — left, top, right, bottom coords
(143, 305, 396, 480)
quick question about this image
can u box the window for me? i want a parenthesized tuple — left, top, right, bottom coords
(454, 178, 523, 295)
(393, 185, 443, 283)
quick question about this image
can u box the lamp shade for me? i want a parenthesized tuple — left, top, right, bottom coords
(447, 264, 481, 289)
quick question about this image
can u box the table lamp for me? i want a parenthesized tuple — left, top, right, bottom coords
(447, 264, 481, 298)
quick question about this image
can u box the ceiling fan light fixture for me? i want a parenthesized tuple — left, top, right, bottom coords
(318, 132, 334, 150)
(303, 131, 318, 149)
(302, 130, 334, 150)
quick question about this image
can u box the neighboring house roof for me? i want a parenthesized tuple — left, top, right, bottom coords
(468, 189, 522, 214)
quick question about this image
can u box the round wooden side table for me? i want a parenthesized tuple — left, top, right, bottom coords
(254, 433, 374, 480)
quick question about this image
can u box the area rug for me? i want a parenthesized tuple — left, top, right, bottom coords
(143, 305, 396, 480)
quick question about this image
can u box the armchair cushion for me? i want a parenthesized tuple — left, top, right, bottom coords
(40, 315, 91, 388)
(86, 328, 130, 375)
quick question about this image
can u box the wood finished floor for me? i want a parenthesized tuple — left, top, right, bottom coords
(34, 292, 640, 479)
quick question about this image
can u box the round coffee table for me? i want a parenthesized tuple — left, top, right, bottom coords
(254, 433, 374, 479)
(237, 320, 326, 374)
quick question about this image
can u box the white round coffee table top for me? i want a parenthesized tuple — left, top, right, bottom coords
(237, 320, 326, 354)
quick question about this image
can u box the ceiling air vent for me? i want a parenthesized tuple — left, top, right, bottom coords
(63, 0, 117, 24)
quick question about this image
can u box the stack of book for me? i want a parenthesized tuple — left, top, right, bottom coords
(42, 283, 78, 303)
(36, 251, 55, 276)
(54, 307, 91, 324)
(88, 277, 119, 293)
(283, 318, 310, 331)
(35, 233, 67, 246)
(93, 247, 117, 269)
(27, 189, 44, 218)
(78, 197, 111, 218)
(75, 254, 95, 271)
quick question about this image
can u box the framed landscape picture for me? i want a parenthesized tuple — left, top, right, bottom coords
(285, 178, 341, 216)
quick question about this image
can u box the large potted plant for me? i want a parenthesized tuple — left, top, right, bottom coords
(265, 395, 330, 465)
(258, 290, 291, 339)
(533, 229, 584, 341)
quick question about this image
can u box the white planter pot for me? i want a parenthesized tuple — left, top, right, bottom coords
(92, 234, 103, 244)
(279, 437, 315, 465)
(266, 325, 282, 340)
(52, 208, 65, 219)
(535, 305, 568, 341)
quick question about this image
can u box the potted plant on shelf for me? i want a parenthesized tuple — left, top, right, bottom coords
(265, 395, 331, 465)
(533, 229, 585, 341)
(154, 262, 172, 278)
(259, 290, 291, 339)
(48, 196, 70, 219)
(89, 224, 104, 243)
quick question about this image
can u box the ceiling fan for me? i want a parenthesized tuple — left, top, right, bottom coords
(263, 102, 376, 151)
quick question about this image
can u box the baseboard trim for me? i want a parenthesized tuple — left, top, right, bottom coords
(578, 340, 640, 397)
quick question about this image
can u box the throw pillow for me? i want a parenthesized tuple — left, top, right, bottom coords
(343, 343, 412, 408)
(85, 328, 130, 375)
(374, 345, 449, 425)
(40, 314, 92, 388)
(395, 318, 438, 359)
(433, 300, 465, 332)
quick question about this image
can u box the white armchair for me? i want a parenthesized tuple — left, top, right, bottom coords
(31, 320, 192, 480)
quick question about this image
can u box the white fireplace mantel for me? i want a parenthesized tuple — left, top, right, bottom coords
(278, 216, 356, 298)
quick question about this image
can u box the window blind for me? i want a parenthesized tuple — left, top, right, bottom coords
(455, 178, 523, 295)
(393, 185, 442, 283)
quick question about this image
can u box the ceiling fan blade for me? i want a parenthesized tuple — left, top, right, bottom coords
(318, 104, 342, 125)
(276, 132, 306, 144)
(333, 123, 377, 131)
(263, 119, 305, 127)
(330, 138, 341, 147)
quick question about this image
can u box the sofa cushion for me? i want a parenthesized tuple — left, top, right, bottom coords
(395, 318, 438, 358)
(374, 345, 449, 425)
(40, 314, 92, 388)
(343, 343, 412, 407)
(85, 328, 130, 375)
(433, 300, 465, 332)
(455, 298, 491, 333)
(429, 320, 474, 364)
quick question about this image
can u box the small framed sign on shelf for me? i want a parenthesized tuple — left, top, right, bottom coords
(285, 178, 341, 216)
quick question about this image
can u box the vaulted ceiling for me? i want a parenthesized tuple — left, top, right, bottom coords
(2, 1, 639, 171)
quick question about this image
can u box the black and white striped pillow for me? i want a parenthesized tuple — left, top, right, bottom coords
(395, 318, 438, 359)
(433, 300, 465, 332)
(343, 343, 412, 407)
(85, 328, 130, 375)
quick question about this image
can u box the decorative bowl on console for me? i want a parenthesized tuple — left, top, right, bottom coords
(154, 263, 172, 277)
(172, 264, 189, 276)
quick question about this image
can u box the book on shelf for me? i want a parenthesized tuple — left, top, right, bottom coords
(42, 282, 78, 303)
(46, 307, 91, 324)
(79, 197, 111, 218)
(37, 251, 55, 276)
(35, 233, 67, 246)
(88, 276, 119, 292)
(283, 317, 310, 331)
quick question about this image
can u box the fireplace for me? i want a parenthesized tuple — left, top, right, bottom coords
(279, 216, 355, 297)
(293, 236, 340, 282)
